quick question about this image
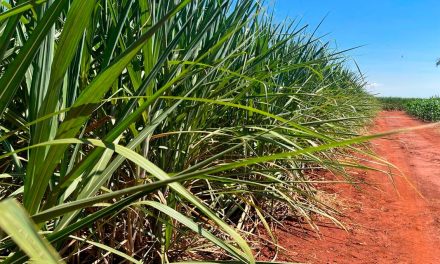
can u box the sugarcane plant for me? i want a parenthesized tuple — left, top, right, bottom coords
(406, 97, 440, 121)
(0, 0, 378, 263)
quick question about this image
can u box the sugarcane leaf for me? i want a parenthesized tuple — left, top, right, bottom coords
(0, 0, 49, 22)
(23, 0, 192, 214)
(0, 199, 64, 264)
(0, 0, 68, 117)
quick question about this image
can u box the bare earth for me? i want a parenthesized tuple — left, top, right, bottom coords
(260, 111, 440, 263)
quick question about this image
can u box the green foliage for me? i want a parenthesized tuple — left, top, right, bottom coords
(0, 199, 64, 263)
(0, 0, 377, 262)
(378, 97, 440, 122)
(406, 97, 440, 121)
(377, 97, 415, 111)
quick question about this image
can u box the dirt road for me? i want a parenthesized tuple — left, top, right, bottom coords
(261, 111, 440, 263)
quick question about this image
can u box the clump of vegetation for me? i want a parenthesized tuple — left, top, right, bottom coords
(406, 97, 440, 121)
(0, 0, 377, 262)
(378, 97, 440, 122)
(378, 97, 416, 111)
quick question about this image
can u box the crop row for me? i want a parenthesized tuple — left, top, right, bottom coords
(0, 0, 377, 262)
(378, 97, 417, 111)
(379, 97, 440, 121)
(406, 98, 440, 121)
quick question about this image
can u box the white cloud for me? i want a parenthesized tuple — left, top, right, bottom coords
(365, 82, 383, 89)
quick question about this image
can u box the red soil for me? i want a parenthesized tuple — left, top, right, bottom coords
(260, 111, 440, 263)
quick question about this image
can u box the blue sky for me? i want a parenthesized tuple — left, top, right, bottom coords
(270, 0, 440, 98)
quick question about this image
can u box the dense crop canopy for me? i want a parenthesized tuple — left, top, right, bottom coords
(379, 97, 440, 122)
(0, 0, 377, 262)
(378, 97, 416, 111)
(405, 98, 440, 121)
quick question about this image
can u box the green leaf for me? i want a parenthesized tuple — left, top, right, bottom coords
(136, 201, 245, 261)
(23, 0, 192, 214)
(2, 136, 256, 263)
(0, 0, 49, 22)
(69, 235, 142, 264)
(0, 199, 64, 264)
(25, 0, 97, 212)
(0, 0, 68, 117)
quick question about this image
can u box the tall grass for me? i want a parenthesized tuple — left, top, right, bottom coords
(0, 0, 377, 262)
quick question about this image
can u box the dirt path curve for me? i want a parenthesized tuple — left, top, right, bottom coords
(260, 111, 440, 263)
